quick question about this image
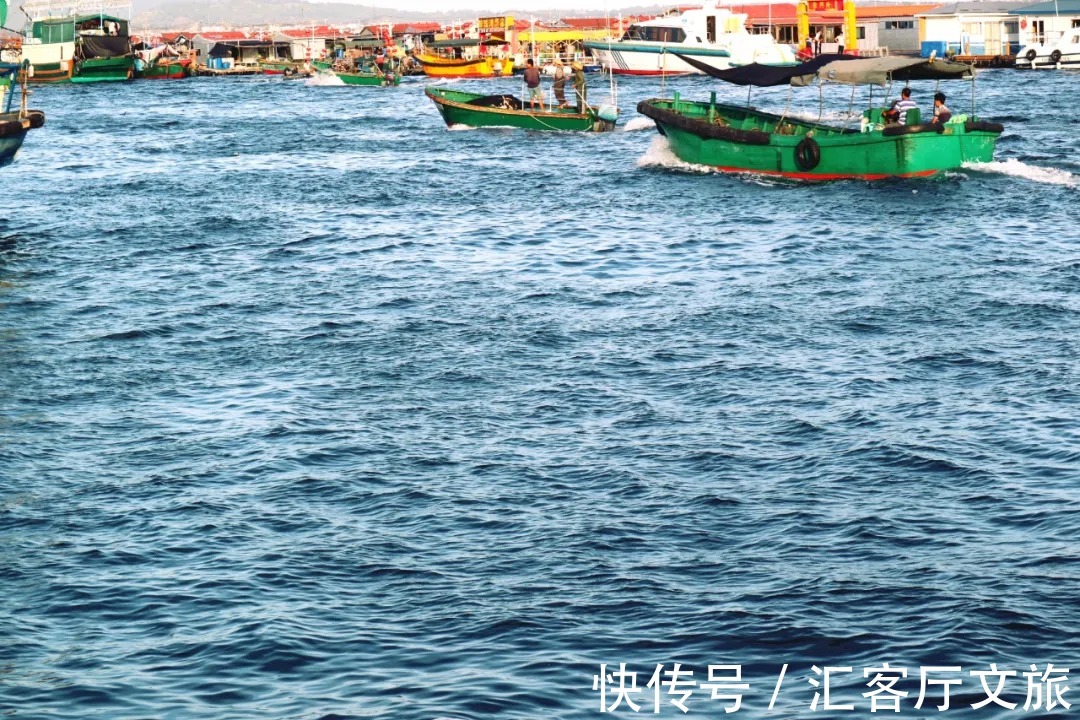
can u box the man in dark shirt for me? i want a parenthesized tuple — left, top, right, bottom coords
(931, 92, 952, 124)
(523, 59, 542, 111)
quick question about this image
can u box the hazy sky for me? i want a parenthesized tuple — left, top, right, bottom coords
(339, 0, 623, 15)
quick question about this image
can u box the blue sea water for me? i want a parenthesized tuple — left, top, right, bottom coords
(1, 70, 1078, 720)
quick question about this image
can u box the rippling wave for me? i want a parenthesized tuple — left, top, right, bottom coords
(0, 70, 1077, 719)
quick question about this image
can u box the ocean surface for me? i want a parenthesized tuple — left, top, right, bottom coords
(1, 69, 1078, 719)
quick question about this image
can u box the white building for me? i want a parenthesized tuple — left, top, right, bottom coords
(917, 1, 1036, 56)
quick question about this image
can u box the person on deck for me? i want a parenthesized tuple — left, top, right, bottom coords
(931, 92, 952, 124)
(572, 62, 587, 114)
(835, 30, 846, 54)
(523, 59, 543, 111)
(553, 58, 569, 108)
(883, 87, 917, 125)
(814, 29, 823, 56)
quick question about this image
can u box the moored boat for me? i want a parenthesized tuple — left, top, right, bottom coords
(0, 62, 46, 166)
(1016, 26, 1080, 68)
(135, 46, 191, 80)
(637, 55, 1003, 181)
(23, 12, 134, 83)
(585, 1, 796, 76)
(426, 86, 618, 132)
(135, 58, 189, 80)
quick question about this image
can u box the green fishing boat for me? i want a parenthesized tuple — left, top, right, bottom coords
(426, 86, 619, 132)
(637, 55, 1004, 181)
(336, 70, 400, 86)
(23, 12, 134, 83)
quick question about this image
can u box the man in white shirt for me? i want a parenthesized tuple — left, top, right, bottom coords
(835, 30, 846, 54)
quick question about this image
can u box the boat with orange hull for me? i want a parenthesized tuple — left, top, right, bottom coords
(417, 53, 514, 79)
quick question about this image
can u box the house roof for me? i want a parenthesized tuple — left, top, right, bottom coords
(391, 22, 441, 33)
(1009, 0, 1080, 13)
(195, 31, 248, 41)
(559, 17, 628, 29)
(920, 0, 1032, 14)
(279, 25, 340, 38)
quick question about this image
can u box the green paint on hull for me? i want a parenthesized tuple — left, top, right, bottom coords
(136, 62, 187, 79)
(72, 56, 134, 83)
(336, 71, 400, 86)
(426, 86, 616, 132)
(638, 97, 1001, 181)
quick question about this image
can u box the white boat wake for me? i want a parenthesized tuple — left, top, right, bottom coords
(962, 158, 1078, 187)
(636, 136, 713, 174)
(305, 73, 345, 87)
(622, 116, 655, 132)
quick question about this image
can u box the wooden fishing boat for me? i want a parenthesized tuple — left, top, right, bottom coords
(335, 69, 400, 86)
(637, 55, 1004, 181)
(135, 57, 191, 80)
(23, 13, 134, 83)
(426, 86, 618, 132)
(417, 53, 513, 79)
(417, 39, 513, 78)
(0, 63, 46, 166)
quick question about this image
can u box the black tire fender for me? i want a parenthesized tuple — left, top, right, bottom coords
(1025, 48, 1038, 61)
(794, 136, 821, 171)
(26, 110, 45, 128)
(1050, 49, 1062, 63)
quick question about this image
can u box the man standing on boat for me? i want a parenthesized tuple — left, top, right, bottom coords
(524, 59, 543, 112)
(835, 29, 846, 54)
(553, 59, 569, 108)
(572, 62, 587, 114)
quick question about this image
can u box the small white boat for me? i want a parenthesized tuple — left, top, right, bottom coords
(1016, 27, 1080, 68)
(585, 2, 796, 76)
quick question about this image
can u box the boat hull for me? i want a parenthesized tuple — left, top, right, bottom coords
(336, 71, 400, 86)
(585, 41, 796, 75)
(638, 98, 1001, 181)
(136, 61, 188, 80)
(25, 60, 74, 83)
(426, 87, 616, 132)
(587, 44, 730, 75)
(1015, 48, 1080, 69)
(417, 54, 514, 78)
(0, 110, 45, 166)
(73, 56, 134, 83)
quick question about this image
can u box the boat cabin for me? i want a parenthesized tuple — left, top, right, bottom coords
(29, 14, 129, 44)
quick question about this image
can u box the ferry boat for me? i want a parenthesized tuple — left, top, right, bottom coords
(1016, 27, 1080, 68)
(22, 10, 134, 83)
(584, 2, 796, 76)
(637, 55, 1003, 181)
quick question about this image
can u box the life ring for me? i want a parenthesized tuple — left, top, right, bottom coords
(794, 136, 821, 171)
(1050, 49, 1062, 63)
(1025, 48, 1038, 61)
(1020, 19, 1027, 29)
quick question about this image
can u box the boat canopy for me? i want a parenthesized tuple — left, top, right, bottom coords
(804, 56, 975, 86)
(675, 53, 974, 87)
(425, 38, 505, 48)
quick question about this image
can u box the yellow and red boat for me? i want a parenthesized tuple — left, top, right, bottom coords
(417, 39, 513, 79)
